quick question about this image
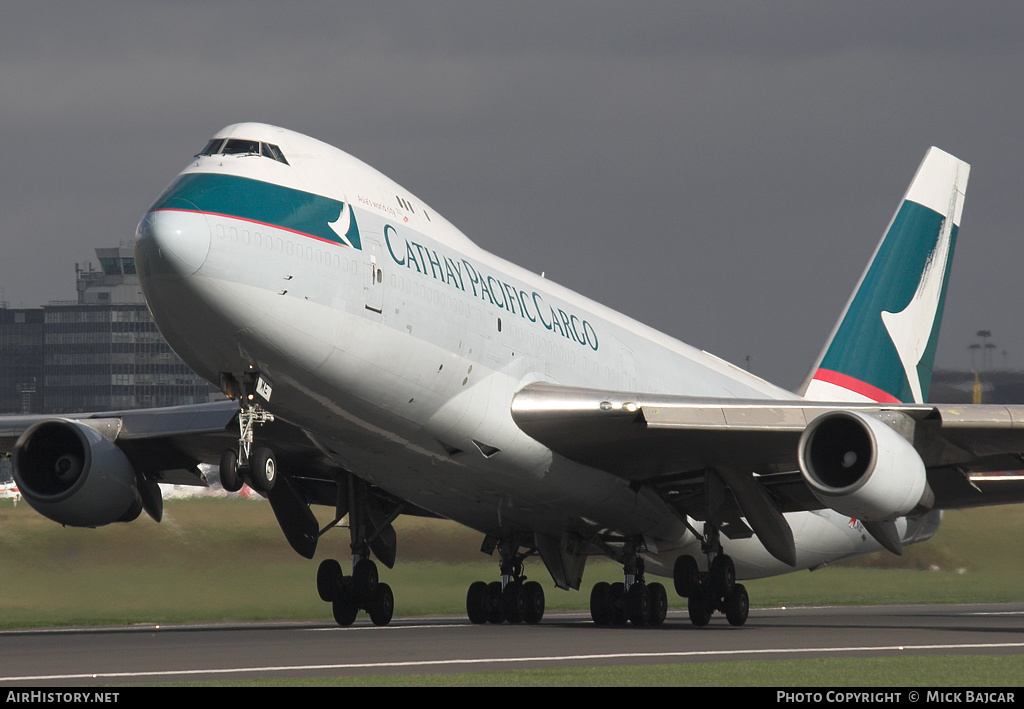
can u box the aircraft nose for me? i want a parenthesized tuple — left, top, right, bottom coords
(135, 208, 211, 281)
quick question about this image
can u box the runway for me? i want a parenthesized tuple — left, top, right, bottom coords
(2, 603, 1024, 685)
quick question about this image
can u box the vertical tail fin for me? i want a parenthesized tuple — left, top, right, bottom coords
(800, 147, 970, 404)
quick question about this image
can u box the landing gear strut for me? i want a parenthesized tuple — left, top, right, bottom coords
(466, 540, 545, 625)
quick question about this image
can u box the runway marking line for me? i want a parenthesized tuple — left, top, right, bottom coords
(4, 641, 1024, 683)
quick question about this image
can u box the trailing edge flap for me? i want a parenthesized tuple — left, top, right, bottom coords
(511, 383, 1024, 512)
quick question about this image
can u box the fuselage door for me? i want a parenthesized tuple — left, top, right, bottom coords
(364, 237, 384, 315)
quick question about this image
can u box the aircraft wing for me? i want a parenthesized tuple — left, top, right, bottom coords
(511, 383, 1024, 561)
(0, 400, 240, 485)
(0, 400, 351, 493)
(0, 401, 435, 562)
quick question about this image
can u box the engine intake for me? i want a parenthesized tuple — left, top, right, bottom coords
(798, 410, 933, 521)
(12, 419, 143, 527)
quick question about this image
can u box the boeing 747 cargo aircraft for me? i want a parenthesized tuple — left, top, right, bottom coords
(5, 124, 1024, 628)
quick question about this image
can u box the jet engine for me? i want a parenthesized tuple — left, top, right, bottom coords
(12, 419, 142, 527)
(797, 410, 934, 521)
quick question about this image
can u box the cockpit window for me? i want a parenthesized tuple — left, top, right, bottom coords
(222, 138, 260, 155)
(197, 138, 225, 156)
(196, 137, 289, 165)
(261, 142, 290, 165)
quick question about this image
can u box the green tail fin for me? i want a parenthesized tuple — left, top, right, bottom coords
(800, 147, 969, 403)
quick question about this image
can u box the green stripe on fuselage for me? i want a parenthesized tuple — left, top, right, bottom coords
(820, 200, 955, 403)
(149, 173, 361, 250)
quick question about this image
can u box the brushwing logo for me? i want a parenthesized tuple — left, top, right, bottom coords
(328, 201, 361, 249)
(880, 208, 955, 404)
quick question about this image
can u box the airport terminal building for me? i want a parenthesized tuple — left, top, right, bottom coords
(0, 245, 218, 416)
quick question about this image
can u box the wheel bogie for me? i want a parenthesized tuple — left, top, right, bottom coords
(319, 556, 395, 627)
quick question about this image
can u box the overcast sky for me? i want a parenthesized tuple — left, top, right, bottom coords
(2, 1, 1022, 388)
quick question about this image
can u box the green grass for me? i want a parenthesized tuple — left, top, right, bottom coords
(183, 655, 1024, 687)
(2, 497, 1023, 627)
(4, 497, 1024, 686)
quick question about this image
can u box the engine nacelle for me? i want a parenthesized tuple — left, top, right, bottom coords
(797, 410, 934, 522)
(12, 419, 142, 527)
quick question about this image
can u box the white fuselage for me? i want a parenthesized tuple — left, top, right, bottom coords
(135, 123, 919, 583)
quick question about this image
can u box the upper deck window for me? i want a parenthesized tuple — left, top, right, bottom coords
(195, 138, 289, 165)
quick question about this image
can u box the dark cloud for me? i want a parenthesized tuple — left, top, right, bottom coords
(1, 1, 1021, 387)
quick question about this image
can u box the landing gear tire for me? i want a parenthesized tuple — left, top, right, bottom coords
(626, 582, 651, 627)
(648, 582, 668, 627)
(249, 446, 277, 492)
(687, 585, 714, 627)
(316, 559, 343, 602)
(502, 581, 526, 624)
(710, 554, 736, 598)
(609, 582, 628, 626)
(467, 581, 490, 624)
(369, 583, 394, 626)
(219, 449, 242, 493)
(352, 558, 379, 603)
(523, 581, 545, 624)
(332, 591, 359, 627)
(486, 581, 504, 624)
(673, 555, 700, 597)
(590, 581, 613, 626)
(724, 583, 749, 627)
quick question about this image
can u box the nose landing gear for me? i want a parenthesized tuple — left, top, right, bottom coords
(218, 372, 277, 494)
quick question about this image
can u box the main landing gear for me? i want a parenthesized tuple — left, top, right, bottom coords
(589, 556, 668, 627)
(672, 532, 749, 627)
(317, 557, 394, 627)
(466, 541, 546, 625)
(316, 476, 400, 627)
